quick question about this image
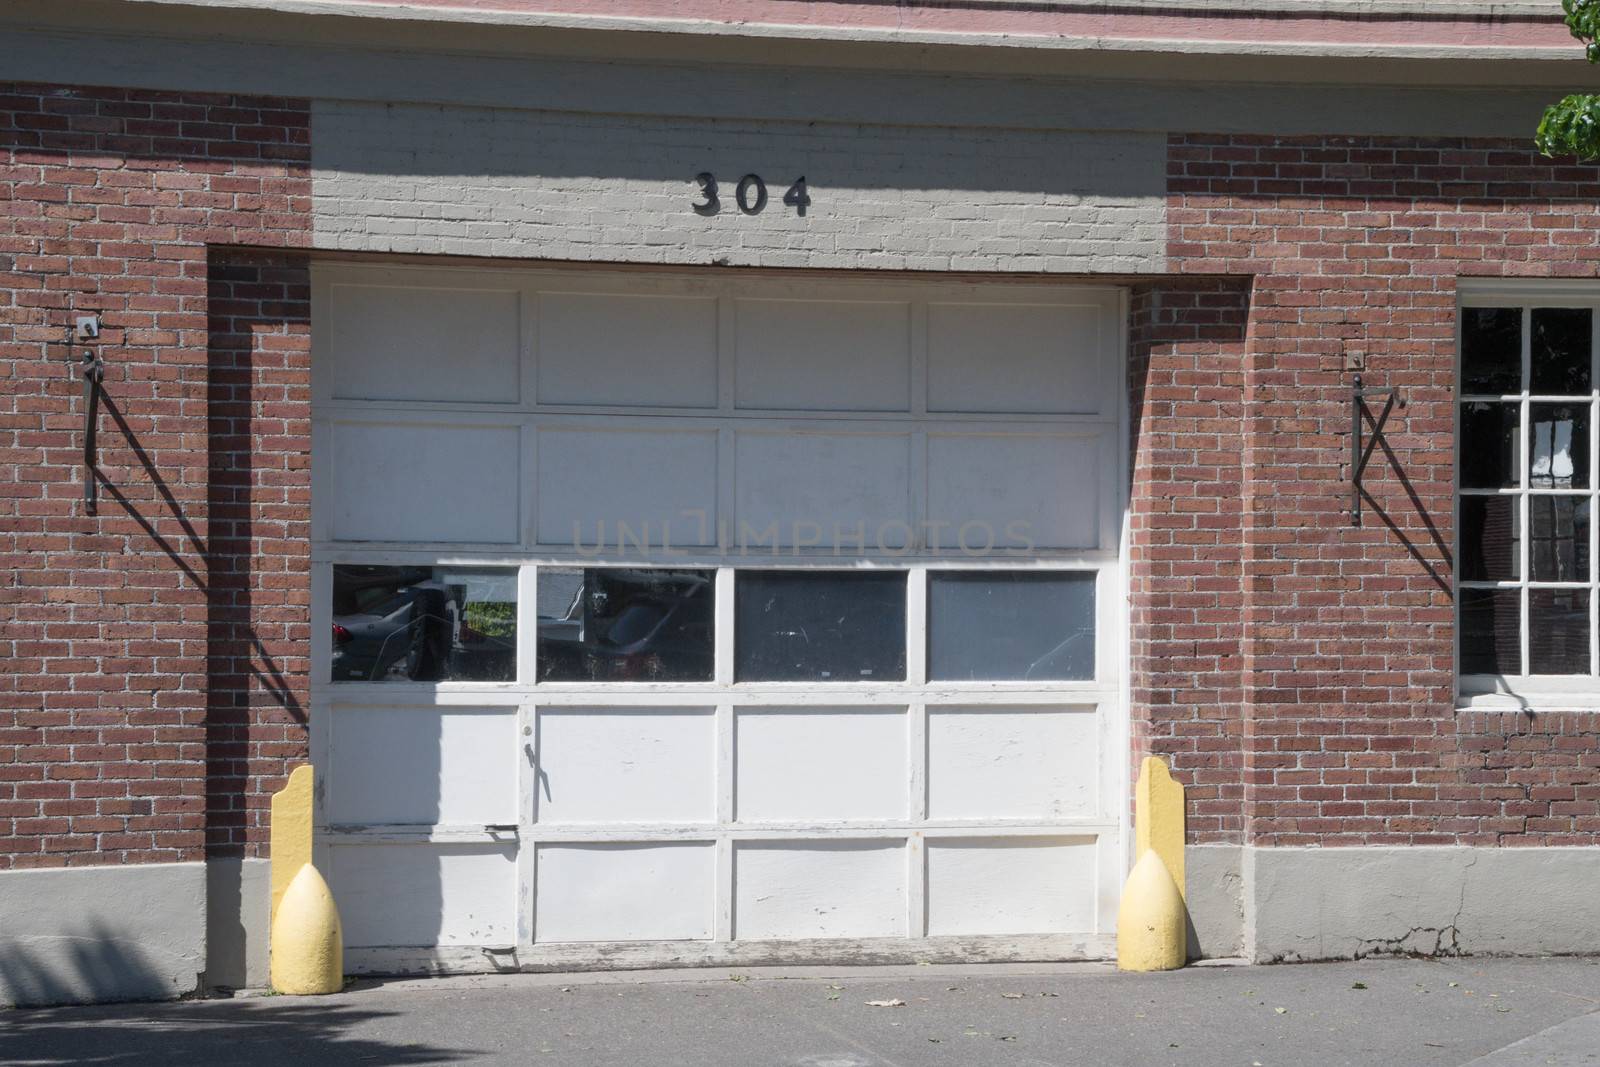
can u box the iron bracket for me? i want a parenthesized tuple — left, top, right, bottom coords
(73, 342, 104, 514)
(1350, 373, 1404, 527)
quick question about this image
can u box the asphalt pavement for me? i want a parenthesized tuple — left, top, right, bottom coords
(3, 957, 1598, 1066)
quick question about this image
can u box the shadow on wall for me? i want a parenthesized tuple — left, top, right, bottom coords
(202, 253, 313, 990)
(0, 995, 469, 1065)
(0, 923, 181, 1009)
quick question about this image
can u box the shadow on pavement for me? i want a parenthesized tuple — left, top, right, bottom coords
(0, 998, 472, 1066)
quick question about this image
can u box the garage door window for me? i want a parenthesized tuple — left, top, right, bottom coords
(927, 571, 1095, 682)
(734, 571, 907, 682)
(330, 565, 517, 682)
(536, 567, 715, 682)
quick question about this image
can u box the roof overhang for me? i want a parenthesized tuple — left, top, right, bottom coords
(4, 0, 1593, 87)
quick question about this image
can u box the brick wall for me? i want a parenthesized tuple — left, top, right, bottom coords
(1128, 277, 1251, 843)
(204, 252, 312, 856)
(1147, 133, 1600, 845)
(0, 84, 311, 868)
(5, 79, 1599, 870)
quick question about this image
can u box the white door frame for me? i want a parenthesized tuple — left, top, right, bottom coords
(307, 261, 1133, 973)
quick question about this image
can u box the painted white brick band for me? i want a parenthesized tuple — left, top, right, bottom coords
(311, 101, 1166, 273)
(0, 862, 206, 1006)
(1186, 845, 1600, 963)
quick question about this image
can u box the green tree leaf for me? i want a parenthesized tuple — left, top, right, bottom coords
(1539, 2, 1600, 156)
(1566, 0, 1600, 61)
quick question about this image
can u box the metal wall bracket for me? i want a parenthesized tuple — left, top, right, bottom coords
(64, 314, 105, 514)
(79, 350, 104, 514)
(1350, 373, 1404, 527)
(67, 334, 104, 515)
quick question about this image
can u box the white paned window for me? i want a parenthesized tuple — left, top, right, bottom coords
(1459, 291, 1600, 703)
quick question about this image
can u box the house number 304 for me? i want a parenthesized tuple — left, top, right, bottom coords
(692, 174, 810, 217)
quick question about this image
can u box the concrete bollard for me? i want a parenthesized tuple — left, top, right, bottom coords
(1134, 756, 1185, 901)
(270, 765, 315, 924)
(1117, 756, 1189, 972)
(1116, 849, 1187, 971)
(270, 863, 344, 995)
(269, 764, 344, 995)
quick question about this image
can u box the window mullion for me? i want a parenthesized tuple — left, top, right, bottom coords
(1591, 309, 1598, 677)
(714, 566, 735, 687)
(1520, 305, 1532, 677)
(518, 564, 538, 685)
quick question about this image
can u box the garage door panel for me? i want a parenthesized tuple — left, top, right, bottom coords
(734, 841, 906, 940)
(927, 302, 1106, 415)
(734, 298, 911, 411)
(330, 283, 520, 404)
(926, 836, 1097, 936)
(927, 706, 1100, 821)
(536, 291, 719, 408)
(735, 708, 908, 823)
(327, 705, 518, 827)
(315, 266, 1125, 969)
(536, 709, 717, 825)
(330, 421, 520, 543)
(734, 432, 911, 547)
(330, 842, 518, 947)
(927, 432, 1102, 550)
(536, 427, 718, 547)
(535, 843, 715, 943)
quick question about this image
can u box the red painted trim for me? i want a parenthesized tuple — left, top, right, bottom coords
(324, 0, 1576, 50)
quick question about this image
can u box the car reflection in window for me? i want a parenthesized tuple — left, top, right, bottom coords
(537, 568, 714, 682)
(331, 565, 517, 682)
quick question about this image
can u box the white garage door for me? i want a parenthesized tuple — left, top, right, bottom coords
(310, 263, 1128, 973)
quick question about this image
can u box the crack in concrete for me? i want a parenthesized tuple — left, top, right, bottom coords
(1354, 924, 1463, 959)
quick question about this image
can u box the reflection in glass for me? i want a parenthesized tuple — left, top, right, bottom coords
(1530, 589, 1590, 675)
(1459, 588, 1521, 676)
(1458, 496, 1520, 582)
(1531, 307, 1592, 395)
(331, 565, 517, 682)
(1531, 496, 1589, 582)
(1461, 307, 1522, 395)
(1458, 402, 1520, 489)
(537, 568, 714, 682)
(1530, 402, 1590, 488)
(928, 572, 1095, 681)
(735, 571, 906, 682)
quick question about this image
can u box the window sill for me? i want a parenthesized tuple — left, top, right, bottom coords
(1458, 678, 1600, 711)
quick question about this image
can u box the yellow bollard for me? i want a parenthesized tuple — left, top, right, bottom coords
(270, 862, 344, 995)
(270, 765, 314, 923)
(1117, 756, 1189, 971)
(269, 764, 343, 995)
(1116, 849, 1187, 971)
(1134, 756, 1186, 900)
